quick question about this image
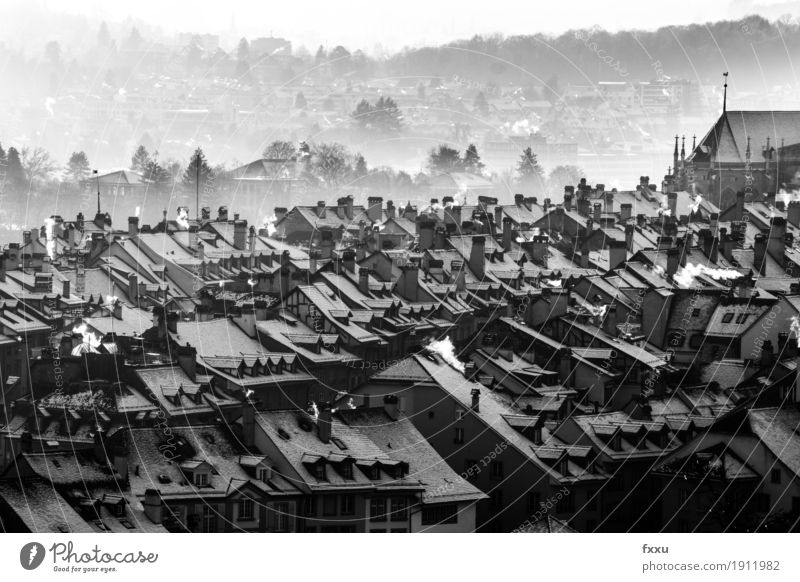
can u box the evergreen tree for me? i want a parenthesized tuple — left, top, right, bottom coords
(474, 91, 489, 116)
(353, 153, 368, 178)
(66, 151, 91, 183)
(6, 147, 24, 189)
(131, 145, 150, 172)
(236, 38, 250, 79)
(427, 144, 462, 173)
(516, 147, 545, 194)
(182, 147, 214, 188)
(314, 45, 326, 64)
(462, 144, 485, 175)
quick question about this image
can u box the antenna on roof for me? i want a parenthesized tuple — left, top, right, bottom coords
(722, 72, 729, 114)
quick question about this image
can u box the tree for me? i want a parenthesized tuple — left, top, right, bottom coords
(353, 153, 368, 178)
(5, 147, 25, 189)
(462, 144, 485, 175)
(314, 45, 326, 64)
(351, 97, 402, 135)
(427, 144, 462, 173)
(329, 45, 351, 76)
(20, 146, 56, 183)
(294, 91, 307, 109)
(183, 147, 214, 188)
(143, 156, 172, 188)
(307, 142, 352, 189)
(263, 141, 297, 160)
(131, 145, 150, 172)
(66, 151, 91, 183)
(548, 165, 585, 195)
(474, 91, 489, 116)
(516, 147, 545, 194)
(236, 38, 250, 79)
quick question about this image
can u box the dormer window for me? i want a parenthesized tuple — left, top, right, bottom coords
(371, 466, 381, 480)
(195, 472, 208, 487)
(314, 464, 326, 481)
(257, 468, 270, 483)
(341, 463, 354, 480)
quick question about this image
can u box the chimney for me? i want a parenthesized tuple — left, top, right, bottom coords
(232, 220, 247, 250)
(720, 229, 735, 262)
(128, 272, 139, 301)
(218, 205, 228, 222)
(61, 279, 70, 299)
(418, 220, 435, 251)
(563, 186, 574, 212)
(667, 247, 680, 278)
(128, 216, 139, 237)
(593, 203, 601, 223)
(318, 403, 332, 444)
(319, 228, 334, 259)
(558, 348, 572, 387)
(242, 397, 255, 448)
(603, 304, 618, 336)
(530, 235, 548, 267)
(23, 231, 31, 245)
(444, 205, 462, 230)
(383, 394, 399, 420)
(624, 224, 634, 252)
(620, 203, 632, 222)
(434, 226, 447, 250)
(667, 192, 677, 218)
(470, 388, 480, 412)
(366, 196, 383, 223)
(608, 239, 627, 270)
(359, 267, 370, 295)
(309, 249, 319, 274)
(386, 201, 396, 219)
(768, 217, 786, 267)
(196, 241, 204, 262)
(248, 226, 257, 252)
(761, 340, 775, 369)
(403, 202, 417, 222)
(143, 489, 163, 525)
(452, 260, 466, 291)
(788, 201, 800, 228)
(340, 195, 354, 220)
(579, 236, 590, 268)
(398, 264, 419, 300)
(316, 201, 326, 219)
(502, 217, 514, 252)
(754, 234, 767, 275)
(0, 255, 5, 282)
(341, 249, 356, 273)
(201, 207, 211, 220)
(679, 232, 692, 266)
(177, 343, 197, 382)
(469, 236, 486, 279)
(515, 193, 525, 206)
(603, 189, 613, 214)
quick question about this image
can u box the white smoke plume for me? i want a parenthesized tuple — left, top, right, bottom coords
(585, 303, 608, 318)
(778, 188, 800, 206)
(790, 316, 800, 346)
(311, 401, 320, 420)
(247, 278, 256, 287)
(263, 214, 277, 236)
(652, 265, 666, 277)
(176, 207, 190, 229)
(43, 217, 56, 260)
(425, 336, 465, 373)
(673, 263, 741, 288)
(135, 206, 141, 218)
(72, 322, 102, 348)
(689, 195, 702, 214)
(105, 295, 118, 305)
(657, 199, 671, 217)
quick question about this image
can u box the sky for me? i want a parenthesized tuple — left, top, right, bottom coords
(6, 0, 800, 53)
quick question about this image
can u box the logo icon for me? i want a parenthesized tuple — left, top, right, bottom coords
(20, 542, 46, 570)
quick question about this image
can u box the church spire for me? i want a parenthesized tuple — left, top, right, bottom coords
(722, 72, 729, 113)
(692, 134, 696, 150)
(681, 136, 686, 159)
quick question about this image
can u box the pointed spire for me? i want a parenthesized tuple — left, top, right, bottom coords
(746, 136, 751, 159)
(692, 134, 696, 150)
(681, 136, 686, 158)
(722, 72, 729, 113)
(674, 134, 679, 156)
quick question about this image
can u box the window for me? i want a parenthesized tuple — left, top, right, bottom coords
(527, 492, 541, 514)
(323, 496, 337, 516)
(735, 313, 749, 324)
(257, 468, 270, 483)
(341, 495, 355, 516)
(556, 491, 574, 514)
(303, 497, 317, 517)
(721, 313, 734, 323)
(489, 490, 504, 512)
(390, 498, 408, 521)
(238, 499, 255, 521)
(340, 463, 354, 480)
(273, 502, 289, 532)
(463, 459, 479, 480)
(771, 469, 781, 484)
(421, 504, 458, 525)
(201, 506, 216, 533)
(369, 498, 387, 522)
(489, 461, 504, 481)
(313, 464, 326, 481)
(370, 466, 381, 480)
(454, 427, 464, 444)
(195, 472, 208, 487)
(691, 308, 701, 317)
